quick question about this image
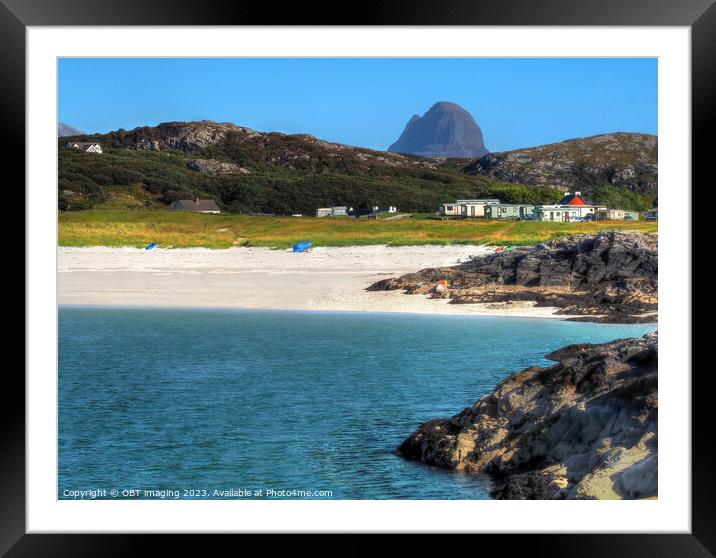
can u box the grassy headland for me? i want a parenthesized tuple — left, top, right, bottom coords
(59, 210, 658, 249)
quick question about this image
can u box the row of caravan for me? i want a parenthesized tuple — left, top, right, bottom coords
(439, 199, 545, 220)
(438, 197, 644, 222)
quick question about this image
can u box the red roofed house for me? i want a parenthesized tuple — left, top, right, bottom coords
(558, 191, 588, 206)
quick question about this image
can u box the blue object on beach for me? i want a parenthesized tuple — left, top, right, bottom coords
(145, 242, 157, 250)
(292, 241, 313, 253)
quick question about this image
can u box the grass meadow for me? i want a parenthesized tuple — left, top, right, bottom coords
(58, 210, 658, 249)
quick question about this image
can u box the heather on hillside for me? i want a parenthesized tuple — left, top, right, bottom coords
(58, 133, 565, 213)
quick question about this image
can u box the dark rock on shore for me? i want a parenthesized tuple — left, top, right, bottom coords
(367, 231, 658, 323)
(396, 333, 658, 499)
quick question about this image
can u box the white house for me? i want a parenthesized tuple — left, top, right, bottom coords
(65, 141, 103, 153)
(533, 204, 603, 222)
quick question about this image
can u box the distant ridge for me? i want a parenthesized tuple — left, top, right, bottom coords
(388, 102, 489, 158)
(463, 132, 657, 198)
(58, 122, 86, 137)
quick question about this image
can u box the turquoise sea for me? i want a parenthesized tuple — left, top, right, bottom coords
(58, 307, 656, 500)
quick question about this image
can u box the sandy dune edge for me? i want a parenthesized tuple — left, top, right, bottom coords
(58, 245, 565, 318)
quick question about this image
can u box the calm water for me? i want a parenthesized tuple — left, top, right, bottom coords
(58, 307, 656, 500)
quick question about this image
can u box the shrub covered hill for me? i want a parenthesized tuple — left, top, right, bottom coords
(58, 121, 656, 213)
(458, 132, 658, 211)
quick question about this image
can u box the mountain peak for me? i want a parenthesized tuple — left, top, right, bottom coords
(58, 122, 86, 137)
(388, 101, 488, 158)
(430, 101, 464, 111)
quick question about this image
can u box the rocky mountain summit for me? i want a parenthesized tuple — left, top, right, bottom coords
(368, 231, 657, 323)
(58, 122, 86, 137)
(388, 102, 489, 158)
(397, 332, 658, 499)
(463, 132, 657, 199)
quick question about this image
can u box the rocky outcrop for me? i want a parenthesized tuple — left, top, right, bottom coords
(388, 102, 489, 158)
(463, 132, 657, 199)
(187, 159, 250, 174)
(397, 333, 658, 499)
(97, 120, 434, 173)
(367, 231, 657, 322)
(122, 121, 259, 152)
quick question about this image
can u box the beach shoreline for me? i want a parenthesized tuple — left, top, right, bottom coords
(58, 245, 571, 319)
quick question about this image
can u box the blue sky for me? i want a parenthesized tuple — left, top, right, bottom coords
(58, 58, 657, 152)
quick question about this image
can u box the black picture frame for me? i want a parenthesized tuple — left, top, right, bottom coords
(5, 0, 709, 553)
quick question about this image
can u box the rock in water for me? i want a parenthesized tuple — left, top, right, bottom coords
(388, 101, 489, 158)
(397, 332, 658, 499)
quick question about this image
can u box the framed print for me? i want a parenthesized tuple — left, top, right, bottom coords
(6, 0, 712, 553)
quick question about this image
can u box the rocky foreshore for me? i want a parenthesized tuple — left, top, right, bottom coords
(396, 333, 658, 499)
(367, 231, 657, 323)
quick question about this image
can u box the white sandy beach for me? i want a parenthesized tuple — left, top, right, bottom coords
(58, 245, 565, 318)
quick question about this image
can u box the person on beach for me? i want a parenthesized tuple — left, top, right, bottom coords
(431, 279, 448, 298)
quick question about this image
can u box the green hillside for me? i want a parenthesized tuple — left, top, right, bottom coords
(58, 121, 564, 213)
(59, 122, 655, 213)
(463, 132, 658, 210)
